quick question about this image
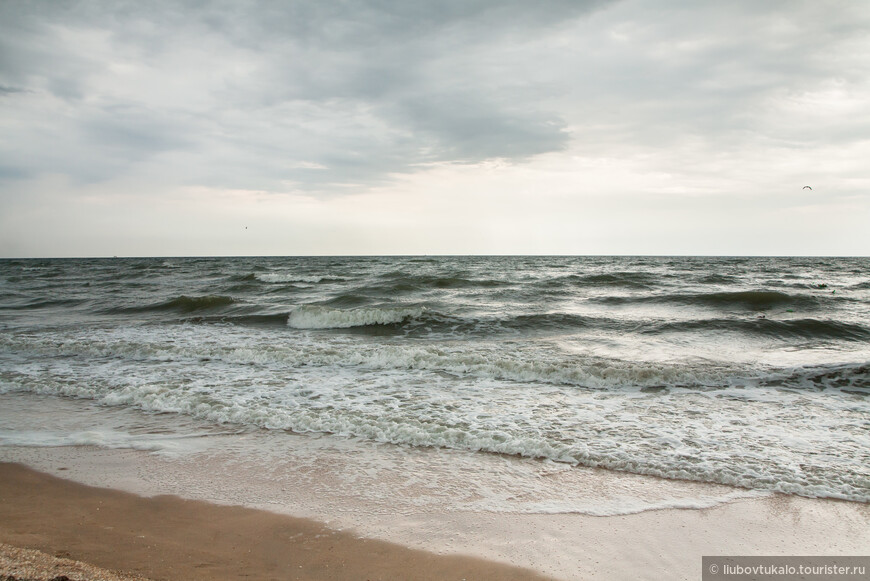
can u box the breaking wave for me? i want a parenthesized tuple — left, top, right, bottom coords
(288, 305, 426, 329)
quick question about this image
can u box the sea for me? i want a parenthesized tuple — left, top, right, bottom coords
(1, 255, 868, 517)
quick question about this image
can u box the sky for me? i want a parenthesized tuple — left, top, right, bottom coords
(1, 0, 869, 257)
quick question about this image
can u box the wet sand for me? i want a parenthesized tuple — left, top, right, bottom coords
(0, 463, 553, 581)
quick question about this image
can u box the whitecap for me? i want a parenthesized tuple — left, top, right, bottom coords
(288, 305, 425, 329)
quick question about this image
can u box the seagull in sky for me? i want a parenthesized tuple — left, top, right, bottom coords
(803, 185, 812, 190)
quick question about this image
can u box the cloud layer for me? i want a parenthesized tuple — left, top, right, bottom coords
(1, 0, 869, 255)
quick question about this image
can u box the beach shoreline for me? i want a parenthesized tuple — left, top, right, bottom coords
(1, 445, 867, 581)
(0, 462, 553, 581)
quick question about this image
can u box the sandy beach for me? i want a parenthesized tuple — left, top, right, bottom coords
(0, 462, 552, 581)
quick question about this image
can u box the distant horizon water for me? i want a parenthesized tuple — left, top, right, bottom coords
(4, 253, 870, 260)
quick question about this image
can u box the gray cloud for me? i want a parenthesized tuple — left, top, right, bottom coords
(558, 1, 870, 148)
(0, 0, 610, 192)
(0, 84, 30, 95)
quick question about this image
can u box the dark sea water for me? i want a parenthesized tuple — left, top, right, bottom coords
(1, 256, 868, 502)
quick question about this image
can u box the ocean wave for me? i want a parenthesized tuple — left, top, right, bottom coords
(696, 274, 738, 284)
(596, 290, 823, 310)
(320, 293, 373, 308)
(648, 318, 870, 342)
(783, 363, 870, 392)
(156, 295, 236, 313)
(190, 313, 291, 327)
(0, 328, 733, 390)
(307, 309, 614, 338)
(6, 324, 869, 395)
(532, 272, 657, 290)
(700, 290, 821, 309)
(0, 298, 85, 311)
(110, 295, 236, 314)
(230, 271, 345, 284)
(406, 312, 601, 337)
(288, 305, 425, 329)
(377, 271, 511, 290)
(574, 272, 659, 288)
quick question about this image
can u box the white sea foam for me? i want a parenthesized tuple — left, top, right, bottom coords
(288, 305, 425, 329)
(3, 341, 867, 503)
(256, 273, 323, 283)
(1, 312, 868, 503)
(0, 393, 772, 522)
(0, 329, 733, 389)
(0, 428, 207, 456)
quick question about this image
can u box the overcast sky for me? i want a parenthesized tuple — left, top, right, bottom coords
(1, 0, 869, 257)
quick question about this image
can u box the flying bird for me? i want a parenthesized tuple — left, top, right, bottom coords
(803, 185, 812, 190)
